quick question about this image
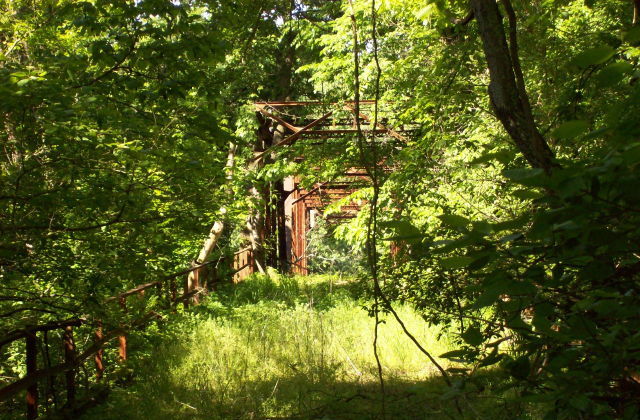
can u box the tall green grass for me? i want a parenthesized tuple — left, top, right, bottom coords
(80, 274, 522, 420)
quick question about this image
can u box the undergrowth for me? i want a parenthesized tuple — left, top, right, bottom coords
(80, 274, 531, 420)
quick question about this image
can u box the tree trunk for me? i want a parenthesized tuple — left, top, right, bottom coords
(470, 0, 556, 172)
(187, 143, 237, 295)
(247, 115, 272, 274)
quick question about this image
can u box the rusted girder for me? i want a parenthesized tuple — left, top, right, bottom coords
(254, 104, 302, 133)
(251, 111, 333, 162)
(251, 100, 407, 275)
(343, 103, 408, 143)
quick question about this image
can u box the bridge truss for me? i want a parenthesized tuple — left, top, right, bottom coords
(252, 100, 412, 275)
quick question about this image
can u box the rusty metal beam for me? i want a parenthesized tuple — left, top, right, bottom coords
(63, 326, 76, 405)
(302, 129, 388, 135)
(0, 319, 84, 350)
(94, 322, 104, 380)
(251, 111, 333, 162)
(343, 104, 408, 143)
(291, 182, 331, 205)
(26, 333, 37, 419)
(105, 281, 161, 303)
(254, 104, 301, 133)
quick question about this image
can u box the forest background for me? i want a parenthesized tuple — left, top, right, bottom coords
(1, 0, 640, 419)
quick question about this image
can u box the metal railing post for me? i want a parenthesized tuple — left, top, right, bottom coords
(26, 332, 38, 419)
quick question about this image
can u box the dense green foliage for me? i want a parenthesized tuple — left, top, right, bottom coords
(303, 1, 640, 418)
(0, 0, 330, 414)
(2, 0, 640, 418)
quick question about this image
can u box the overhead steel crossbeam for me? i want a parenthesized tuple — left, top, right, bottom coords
(342, 103, 408, 143)
(251, 110, 333, 162)
(251, 100, 411, 162)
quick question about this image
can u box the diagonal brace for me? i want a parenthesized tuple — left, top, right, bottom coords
(254, 104, 302, 134)
(251, 111, 333, 162)
(344, 104, 407, 143)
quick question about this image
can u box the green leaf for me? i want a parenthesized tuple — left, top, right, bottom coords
(570, 395, 590, 411)
(512, 189, 543, 200)
(506, 356, 531, 380)
(441, 256, 474, 269)
(532, 302, 554, 332)
(552, 120, 589, 140)
(504, 279, 537, 296)
(596, 62, 633, 87)
(432, 236, 474, 254)
(461, 327, 483, 346)
(624, 26, 640, 43)
(479, 347, 502, 367)
(415, 4, 436, 20)
(471, 288, 501, 309)
(622, 143, 640, 165)
(471, 221, 493, 236)
(506, 315, 531, 332)
(470, 150, 514, 165)
(552, 220, 580, 231)
(493, 214, 530, 232)
(502, 168, 546, 186)
(570, 46, 615, 68)
(439, 349, 467, 360)
(499, 232, 523, 243)
(438, 214, 470, 228)
(380, 220, 423, 243)
(519, 392, 558, 404)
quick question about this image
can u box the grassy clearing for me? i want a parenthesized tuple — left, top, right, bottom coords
(80, 274, 522, 420)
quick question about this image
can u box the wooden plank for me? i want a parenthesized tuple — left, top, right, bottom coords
(118, 298, 127, 362)
(291, 191, 308, 275)
(191, 267, 200, 305)
(118, 335, 127, 362)
(234, 246, 252, 255)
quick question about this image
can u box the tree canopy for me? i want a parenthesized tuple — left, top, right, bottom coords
(2, 0, 640, 418)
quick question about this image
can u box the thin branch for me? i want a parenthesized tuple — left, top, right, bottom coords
(452, 10, 475, 25)
(0, 214, 167, 233)
(71, 40, 137, 89)
(370, 1, 386, 417)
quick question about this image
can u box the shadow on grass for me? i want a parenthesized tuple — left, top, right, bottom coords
(82, 370, 522, 420)
(79, 275, 532, 420)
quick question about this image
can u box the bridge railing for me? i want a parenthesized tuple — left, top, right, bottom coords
(0, 247, 254, 419)
(232, 246, 254, 283)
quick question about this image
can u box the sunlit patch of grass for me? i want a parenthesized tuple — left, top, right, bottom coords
(81, 274, 519, 420)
